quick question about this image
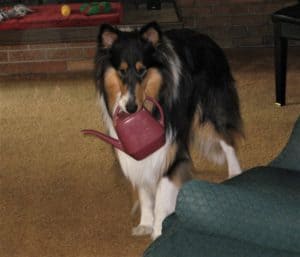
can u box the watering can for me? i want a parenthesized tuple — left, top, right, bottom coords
(81, 96, 165, 160)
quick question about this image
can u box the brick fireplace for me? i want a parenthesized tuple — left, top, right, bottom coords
(0, 0, 298, 76)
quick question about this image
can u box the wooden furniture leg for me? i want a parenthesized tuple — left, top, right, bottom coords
(274, 23, 288, 106)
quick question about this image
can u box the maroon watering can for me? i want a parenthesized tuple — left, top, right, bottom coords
(81, 96, 165, 160)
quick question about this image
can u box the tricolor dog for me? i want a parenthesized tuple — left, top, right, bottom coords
(93, 22, 243, 239)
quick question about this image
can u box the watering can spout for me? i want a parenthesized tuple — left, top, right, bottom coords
(81, 129, 124, 151)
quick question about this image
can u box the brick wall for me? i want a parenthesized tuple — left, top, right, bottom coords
(0, 42, 96, 76)
(177, 0, 298, 47)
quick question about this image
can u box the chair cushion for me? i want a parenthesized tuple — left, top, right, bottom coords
(272, 4, 300, 25)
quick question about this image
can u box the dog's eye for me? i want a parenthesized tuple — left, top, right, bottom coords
(118, 69, 127, 77)
(137, 67, 147, 77)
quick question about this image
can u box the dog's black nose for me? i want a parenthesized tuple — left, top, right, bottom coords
(126, 102, 138, 113)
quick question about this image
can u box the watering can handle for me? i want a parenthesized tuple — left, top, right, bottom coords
(113, 96, 164, 126)
(144, 96, 164, 127)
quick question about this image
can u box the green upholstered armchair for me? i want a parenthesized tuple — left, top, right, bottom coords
(144, 116, 300, 257)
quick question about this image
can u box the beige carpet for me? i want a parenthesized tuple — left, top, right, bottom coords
(0, 47, 299, 257)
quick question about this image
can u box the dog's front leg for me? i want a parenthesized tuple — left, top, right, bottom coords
(152, 177, 179, 239)
(132, 187, 154, 236)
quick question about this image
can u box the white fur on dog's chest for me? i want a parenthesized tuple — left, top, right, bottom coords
(115, 137, 171, 189)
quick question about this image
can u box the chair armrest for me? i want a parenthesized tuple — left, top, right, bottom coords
(269, 116, 300, 171)
(176, 180, 300, 253)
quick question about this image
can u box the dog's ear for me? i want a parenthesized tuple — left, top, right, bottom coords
(140, 22, 162, 47)
(98, 24, 119, 48)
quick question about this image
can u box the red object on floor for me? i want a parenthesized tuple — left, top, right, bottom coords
(0, 3, 123, 31)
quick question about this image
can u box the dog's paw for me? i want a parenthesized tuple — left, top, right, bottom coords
(151, 231, 161, 240)
(132, 225, 153, 236)
(228, 169, 242, 179)
(151, 226, 162, 240)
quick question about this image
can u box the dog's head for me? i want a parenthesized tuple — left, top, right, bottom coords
(97, 22, 164, 114)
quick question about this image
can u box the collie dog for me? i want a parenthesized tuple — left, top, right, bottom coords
(94, 22, 243, 239)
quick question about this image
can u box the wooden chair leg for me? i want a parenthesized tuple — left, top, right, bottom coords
(274, 24, 288, 106)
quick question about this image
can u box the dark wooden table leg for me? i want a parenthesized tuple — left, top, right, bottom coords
(274, 23, 288, 106)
